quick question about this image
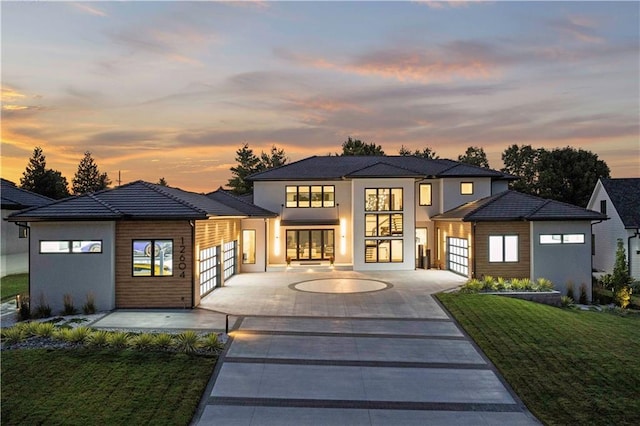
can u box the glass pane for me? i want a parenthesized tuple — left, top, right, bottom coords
(563, 234, 584, 244)
(365, 214, 377, 237)
(378, 214, 391, 236)
(40, 241, 70, 253)
(299, 231, 310, 259)
(420, 184, 432, 206)
(378, 188, 390, 211)
(378, 240, 390, 262)
(365, 189, 377, 211)
(286, 186, 297, 207)
(540, 234, 562, 244)
(72, 241, 102, 253)
(504, 236, 518, 262)
(298, 186, 310, 207)
(461, 182, 474, 195)
(365, 240, 377, 263)
(391, 240, 403, 262)
(391, 213, 403, 236)
(489, 236, 503, 262)
(324, 230, 334, 258)
(286, 231, 297, 260)
(155, 240, 173, 276)
(242, 230, 256, 264)
(133, 240, 152, 276)
(391, 188, 403, 211)
(323, 186, 335, 207)
(311, 186, 323, 208)
(310, 230, 322, 259)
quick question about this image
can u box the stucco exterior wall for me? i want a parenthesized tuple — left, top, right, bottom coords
(532, 221, 593, 299)
(352, 178, 416, 271)
(1, 209, 29, 276)
(29, 221, 116, 313)
(441, 178, 493, 212)
(240, 218, 266, 273)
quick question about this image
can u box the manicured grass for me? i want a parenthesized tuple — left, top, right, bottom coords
(437, 293, 640, 426)
(0, 273, 28, 301)
(1, 349, 216, 425)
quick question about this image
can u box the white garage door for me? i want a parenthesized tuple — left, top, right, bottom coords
(447, 237, 469, 276)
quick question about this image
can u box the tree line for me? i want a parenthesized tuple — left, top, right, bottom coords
(228, 137, 610, 207)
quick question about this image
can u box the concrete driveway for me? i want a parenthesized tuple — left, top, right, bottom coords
(193, 270, 539, 425)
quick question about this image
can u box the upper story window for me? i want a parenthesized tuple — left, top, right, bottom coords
(286, 185, 334, 208)
(365, 188, 403, 211)
(40, 240, 102, 254)
(600, 200, 607, 214)
(419, 183, 432, 206)
(460, 182, 474, 195)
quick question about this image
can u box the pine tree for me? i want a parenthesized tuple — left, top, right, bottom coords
(611, 239, 631, 292)
(72, 151, 111, 194)
(158, 177, 168, 186)
(227, 143, 262, 195)
(20, 147, 70, 199)
(458, 146, 489, 168)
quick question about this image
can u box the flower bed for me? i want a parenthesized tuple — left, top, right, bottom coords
(459, 276, 560, 306)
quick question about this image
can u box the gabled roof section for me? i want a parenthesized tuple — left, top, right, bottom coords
(1, 178, 54, 210)
(247, 155, 515, 181)
(600, 178, 640, 228)
(206, 187, 277, 217)
(345, 161, 425, 178)
(433, 190, 607, 222)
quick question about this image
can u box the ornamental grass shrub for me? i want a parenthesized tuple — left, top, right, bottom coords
(130, 333, 155, 351)
(175, 330, 200, 354)
(201, 333, 224, 352)
(461, 277, 555, 293)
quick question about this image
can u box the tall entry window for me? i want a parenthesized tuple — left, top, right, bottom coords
(364, 187, 404, 264)
(286, 229, 334, 260)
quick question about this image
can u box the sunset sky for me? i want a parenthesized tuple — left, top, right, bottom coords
(2, 1, 638, 193)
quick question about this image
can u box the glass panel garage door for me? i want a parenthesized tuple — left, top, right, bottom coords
(199, 246, 219, 297)
(223, 240, 237, 280)
(447, 237, 469, 276)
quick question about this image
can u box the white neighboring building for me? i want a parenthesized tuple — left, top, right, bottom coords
(587, 178, 640, 280)
(1, 179, 53, 277)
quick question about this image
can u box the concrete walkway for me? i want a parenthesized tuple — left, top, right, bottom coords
(192, 270, 539, 425)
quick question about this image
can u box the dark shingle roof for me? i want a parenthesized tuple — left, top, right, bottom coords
(433, 190, 607, 222)
(7, 181, 269, 222)
(601, 178, 640, 228)
(248, 156, 515, 181)
(1, 179, 54, 210)
(206, 188, 277, 217)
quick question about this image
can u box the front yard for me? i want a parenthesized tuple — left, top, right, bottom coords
(0, 273, 28, 301)
(437, 293, 640, 426)
(1, 349, 216, 425)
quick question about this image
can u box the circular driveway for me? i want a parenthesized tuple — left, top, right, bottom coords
(291, 278, 392, 294)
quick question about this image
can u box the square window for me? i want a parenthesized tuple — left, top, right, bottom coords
(460, 182, 474, 195)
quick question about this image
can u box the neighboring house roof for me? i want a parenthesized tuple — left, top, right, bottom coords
(433, 190, 607, 222)
(7, 181, 269, 222)
(1, 178, 54, 210)
(206, 188, 277, 217)
(600, 178, 640, 229)
(247, 156, 515, 181)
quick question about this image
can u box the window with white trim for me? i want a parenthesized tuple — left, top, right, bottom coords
(489, 235, 518, 262)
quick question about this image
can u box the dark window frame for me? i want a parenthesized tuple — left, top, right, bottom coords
(39, 240, 103, 254)
(132, 239, 174, 277)
(600, 200, 607, 215)
(419, 183, 432, 206)
(364, 187, 403, 212)
(285, 185, 335, 208)
(364, 239, 404, 263)
(488, 235, 519, 263)
(460, 182, 474, 195)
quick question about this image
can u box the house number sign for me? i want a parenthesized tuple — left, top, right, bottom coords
(179, 237, 187, 278)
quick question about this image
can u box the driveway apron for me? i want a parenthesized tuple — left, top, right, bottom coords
(193, 271, 539, 425)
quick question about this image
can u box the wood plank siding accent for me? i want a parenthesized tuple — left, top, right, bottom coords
(116, 221, 194, 308)
(436, 221, 472, 277)
(193, 218, 241, 306)
(475, 221, 530, 279)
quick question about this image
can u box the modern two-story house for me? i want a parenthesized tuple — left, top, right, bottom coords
(7, 155, 606, 311)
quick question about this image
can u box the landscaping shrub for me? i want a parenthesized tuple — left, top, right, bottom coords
(2, 326, 26, 344)
(481, 275, 495, 291)
(62, 294, 77, 316)
(152, 333, 174, 349)
(32, 293, 52, 319)
(579, 283, 588, 304)
(560, 295, 575, 308)
(201, 333, 224, 352)
(130, 333, 155, 351)
(511, 278, 525, 291)
(106, 331, 130, 349)
(460, 278, 482, 293)
(566, 282, 575, 300)
(174, 330, 200, 354)
(461, 277, 555, 293)
(53, 328, 74, 342)
(535, 278, 553, 292)
(34, 322, 55, 338)
(615, 287, 632, 309)
(82, 293, 96, 315)
(87, 330, 109, 347)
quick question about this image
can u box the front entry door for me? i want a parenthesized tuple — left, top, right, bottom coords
(286, 229, 334, 260)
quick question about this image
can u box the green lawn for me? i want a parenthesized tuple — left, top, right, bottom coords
(437, 293, 640, 426)
(1, 349, 216, 425)
(0, 273, 28, 301)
